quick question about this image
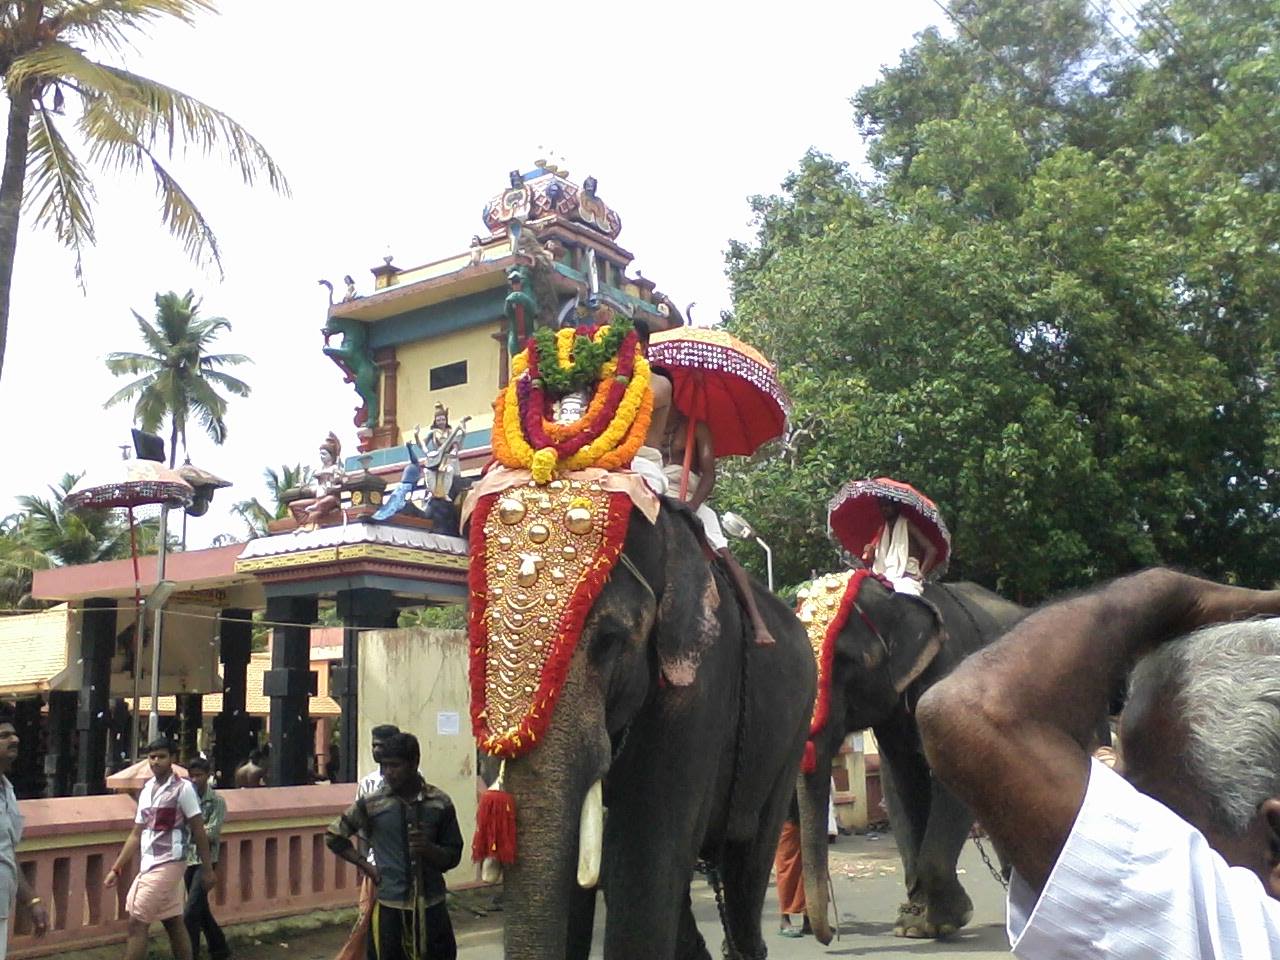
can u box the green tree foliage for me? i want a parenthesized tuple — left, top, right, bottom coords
(231, 463, 310, 539)
(398, 604, 466, 630)
(0, 472, 166, 607)
(105, 290, 250, 466)
(722, 0, 1280, 601)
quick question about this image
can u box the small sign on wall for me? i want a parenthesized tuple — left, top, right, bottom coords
(436, 711, 460, 736)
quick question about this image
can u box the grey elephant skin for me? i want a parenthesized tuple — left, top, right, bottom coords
(491, 505, 816, 960)
(797, 577, 1024, 943)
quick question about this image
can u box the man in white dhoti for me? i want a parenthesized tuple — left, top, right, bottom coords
(863, 497, 939, 595)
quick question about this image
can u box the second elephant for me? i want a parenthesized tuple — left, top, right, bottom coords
(797, 573, 1024, 942)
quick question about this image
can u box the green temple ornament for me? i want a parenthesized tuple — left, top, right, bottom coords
(323, 315, 379, 428)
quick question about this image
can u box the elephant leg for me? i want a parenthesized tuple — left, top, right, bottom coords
(907, 778, 975, 939)
(675, 883, 712, 960)
(566, 884, 597, 960)
(874, 719, 932, 933)
(716, 836, 776, 960)
(602, 806, 699, 959)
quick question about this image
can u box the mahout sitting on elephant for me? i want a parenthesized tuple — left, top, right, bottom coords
(794, 569, 1024, 942)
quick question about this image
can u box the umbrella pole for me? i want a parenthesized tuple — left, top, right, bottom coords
(147, 504, 169, 744)
(678, 418, 697, 501)
(128, 508, 143, 760)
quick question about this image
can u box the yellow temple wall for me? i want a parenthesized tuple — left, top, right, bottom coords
(395, 321, 503, 441)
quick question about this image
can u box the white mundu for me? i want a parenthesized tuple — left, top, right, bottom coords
(871, 516, 924, 596)
(1008, 758, 1280, 959)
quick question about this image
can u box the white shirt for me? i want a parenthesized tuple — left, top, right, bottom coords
(1009, 758, 1280, 958)
(356, 768, 383, 865)
(0, 774, 21, 919)
(134, 775, 202, 873)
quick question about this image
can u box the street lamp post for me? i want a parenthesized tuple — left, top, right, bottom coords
(721, 511, 774, 591)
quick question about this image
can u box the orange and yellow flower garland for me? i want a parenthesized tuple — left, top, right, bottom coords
(492, 324, 653, 484)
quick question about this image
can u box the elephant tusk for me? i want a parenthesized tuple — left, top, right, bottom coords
(577, 779, 604, 888)
(481, 856, 503, 883)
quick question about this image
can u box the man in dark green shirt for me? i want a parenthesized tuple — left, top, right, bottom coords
(183, 756, 229, 960)
(326, 733, 463, 960)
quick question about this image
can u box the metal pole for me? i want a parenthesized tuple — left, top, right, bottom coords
(128, 508, 143, 760)
(147, 504, 169, 744)
(756, 536, 774, 592)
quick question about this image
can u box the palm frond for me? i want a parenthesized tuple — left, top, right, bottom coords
(103, 351, 161, 375)
(87, 65, 288, 195)
(102, 374, 153, 408)
(133, 383, 168, 434)
(7, 41, 139, 98)
(25, 104, 96, 279)
(132, 309, 171, 355)
(150, 154, 222, 268)
(48, 1, 216, 53)
(198, 352, 250, 368)
(152, 290, 195, 344)
(198, 369, 251, 397)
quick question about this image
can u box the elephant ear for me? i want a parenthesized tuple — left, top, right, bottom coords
(858, 580, 945, 693)
(652, 509, 721, 687)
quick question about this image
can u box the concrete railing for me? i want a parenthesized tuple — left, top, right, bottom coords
(6, 784, 359, 958)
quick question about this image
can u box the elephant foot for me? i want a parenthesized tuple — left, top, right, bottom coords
(928, 883, 974, 938)
(892, 886, 974, 939)
(893, 900, 930, 938)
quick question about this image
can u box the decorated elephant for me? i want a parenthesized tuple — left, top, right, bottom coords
(467, 480, 816, 960)
(794, 570, 1024, 942)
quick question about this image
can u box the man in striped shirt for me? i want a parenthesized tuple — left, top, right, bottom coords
(106, 739, 215, 960)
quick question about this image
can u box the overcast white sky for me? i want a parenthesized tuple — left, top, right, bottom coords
(0, 0, 941, 547)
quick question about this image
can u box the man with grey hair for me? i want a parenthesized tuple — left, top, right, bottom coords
(917, 568, 1280, 957)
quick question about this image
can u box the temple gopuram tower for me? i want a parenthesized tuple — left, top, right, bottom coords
(319, 161, 686, 477)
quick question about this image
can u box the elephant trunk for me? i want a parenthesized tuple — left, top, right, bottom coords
(499, 658, 610, 960)
(501, 755, 581, 958)
(797, 756, 836, 945)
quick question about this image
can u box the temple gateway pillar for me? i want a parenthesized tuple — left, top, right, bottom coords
(213, 609, 253, 788)
(264, 595, 318, 787)
(333, 588, 397, 783)
(74, 598, 114, 796)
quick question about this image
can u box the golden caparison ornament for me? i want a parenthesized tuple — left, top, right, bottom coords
(498, 498, 526, 525)
(565, 506, 593, 535)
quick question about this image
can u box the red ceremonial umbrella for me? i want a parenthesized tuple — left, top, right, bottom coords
(65, 460, 193, 755)
(64, 459, 193, 588)
(827, 477, 951, 575)
(647, 327, 789, 496)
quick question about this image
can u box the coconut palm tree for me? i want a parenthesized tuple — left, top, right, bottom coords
(18, 472, 136, 566)
(0, 512, 47, 607)
(231, 463, 309, 538)
(104, 289, 250, 466)
(0, 0, 288, 383)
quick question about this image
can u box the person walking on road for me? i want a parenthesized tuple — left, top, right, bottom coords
(183, 756, 229, 960)
(106, 738, 216, 960)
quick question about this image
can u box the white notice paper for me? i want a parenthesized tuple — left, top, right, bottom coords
(436, 711, 460, 736)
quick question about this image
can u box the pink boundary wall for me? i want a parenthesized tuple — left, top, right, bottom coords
(6, 784, 360, 958)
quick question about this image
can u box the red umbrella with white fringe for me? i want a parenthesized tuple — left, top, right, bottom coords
(646, 327, 789, 496)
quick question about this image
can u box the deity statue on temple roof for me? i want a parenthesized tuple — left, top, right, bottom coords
(416, 404, 470, 502)
(289, 432, 345, 529)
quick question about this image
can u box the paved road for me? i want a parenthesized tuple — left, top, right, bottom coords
(196, 832, 1013, 960)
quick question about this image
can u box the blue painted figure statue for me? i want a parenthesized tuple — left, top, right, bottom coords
(372, 444, 424, 521)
